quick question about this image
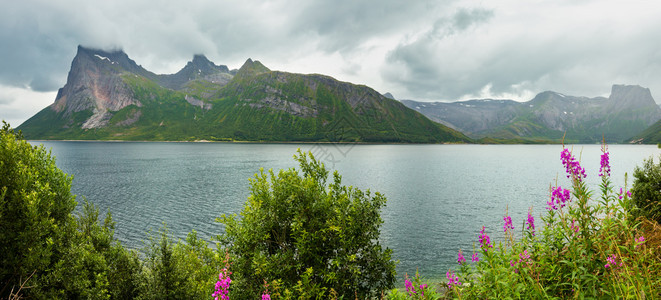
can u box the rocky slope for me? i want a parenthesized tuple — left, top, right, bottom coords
(18, 46, 469, 143)
(402, 85, 661, 143)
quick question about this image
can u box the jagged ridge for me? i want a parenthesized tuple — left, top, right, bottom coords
(17, 46, 469, 143)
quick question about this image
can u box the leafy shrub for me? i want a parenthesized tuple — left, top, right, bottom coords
(0, 121, 77, 297)
(141, 228, 221, 300)
(631, 155, 661, 224)
(217, 149, 396, 298)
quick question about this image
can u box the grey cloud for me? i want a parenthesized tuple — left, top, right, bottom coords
(291, 0, 454, 53)
(383, 5, 661, 102)
(430, 7, 494, 39)
(452, 8, 494, 31)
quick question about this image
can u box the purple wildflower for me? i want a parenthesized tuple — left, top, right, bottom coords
(457, 250, 466, 265)
(526, 209, 536, 236)
(405, 277, 415, 295)
(605, 254, 622, 270)
(510, 260, 519, 273)
(213, 268, 231, 300)
(479, 226, 493, 249)
(561, 148, 587, 181)
(599, 146, 611, 177)
(636, 235, 646, 249)
(548, 186, 571, 210)
(618, 188, 632, 200)
(446, 270, 461, 289)
(262, 294, 271, 300)
(472, 252, 479, 262)
(570, 220, 580, 234)
(503, 215, 514, 232)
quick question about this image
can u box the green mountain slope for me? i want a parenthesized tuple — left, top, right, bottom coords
(18, 47, 469, 143)
(629, 119, 661, 144)
(403, 86, 661, 144)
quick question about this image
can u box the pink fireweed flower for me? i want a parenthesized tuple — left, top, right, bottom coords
(446, 270, 461, 289)
(526, 209, 536, 236)
(479, 226, 493, 249)
(503, 215, 514, 232)
(605, 254, 622, 270)
(618, 188, 632, 200)
(520, 250, 530, 261)
(420, 284, 428, 296)
(213, 268, 232, 300)
(472, 252, 479, 262)
(561, 148, 587, 181)
(457, 250, 466, 265)
(636, 235, 646, 249)
(262, 294, 271, 300)
(405, 278, 415, 295)
(548, 186, 571, 210)
(599, 148, 611, 177)
(570, 220, 580, 233)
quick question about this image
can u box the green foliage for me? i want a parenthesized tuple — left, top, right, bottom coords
(631, 155, 661, 224)
(18, 68, 471, 143)
(140, 227, 221, 300)
(44, 199, 143, 299)
(217, 149, 397, 298)
(0, 121, 77, 297)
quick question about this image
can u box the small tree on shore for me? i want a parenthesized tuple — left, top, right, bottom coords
(631, 155, 661, 224)
(217, 149, 396, 298)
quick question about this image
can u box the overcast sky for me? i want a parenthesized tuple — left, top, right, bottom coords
(2, 0, 661, 126)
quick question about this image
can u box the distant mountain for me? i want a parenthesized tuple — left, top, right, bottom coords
(402, 85, 661, 143)
(18, 46, 469, 143)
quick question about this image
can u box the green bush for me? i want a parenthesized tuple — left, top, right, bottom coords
(0, 121, 77, 297)
(631, 155, 661, 224)
(141, 228, 221, 300)
(217, 149, 396, 298)
(45, 199, 143, 299)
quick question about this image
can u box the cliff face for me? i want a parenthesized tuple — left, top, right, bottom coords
(51, 46, 144, 128)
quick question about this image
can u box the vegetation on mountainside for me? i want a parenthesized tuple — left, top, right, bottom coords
(18, 61, 469, 143)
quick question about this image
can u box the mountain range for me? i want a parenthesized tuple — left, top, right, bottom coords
(17, 46, 469, 143)
(16, 46, 661, 144)
(401, 86, 661, 143)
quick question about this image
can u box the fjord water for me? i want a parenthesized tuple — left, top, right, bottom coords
(35, 141, 659, 280)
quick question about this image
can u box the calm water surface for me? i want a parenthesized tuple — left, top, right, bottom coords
(33, 141, 660, 280)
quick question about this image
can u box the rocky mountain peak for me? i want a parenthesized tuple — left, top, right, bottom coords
(235, 58, 270, 78)
(608, 84, 656, 110)
(50, 46, 144, 128)
(185, 54, 230, 74)
(75, 45, 146, 75)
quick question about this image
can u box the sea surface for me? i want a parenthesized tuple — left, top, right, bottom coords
(32, 141, 660, 280)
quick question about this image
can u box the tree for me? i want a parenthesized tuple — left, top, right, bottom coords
(0, 121, 77, 297)
(140, 227, 221, 300)
(1, 121, 143, 299)
(631, 155, 661, 224)
(217, 149, 396, 298)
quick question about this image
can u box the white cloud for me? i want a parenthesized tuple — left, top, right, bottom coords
(0, 85, 57, 127)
